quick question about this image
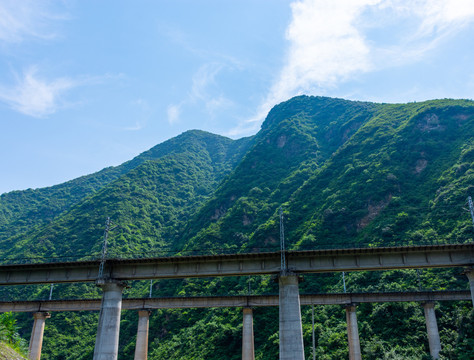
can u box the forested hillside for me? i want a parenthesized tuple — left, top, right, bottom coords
(181, 97, 473, 254)
(0, 96, 473, 359)
(0, 130, 253, 260)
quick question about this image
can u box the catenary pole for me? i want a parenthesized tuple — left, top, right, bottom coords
(468, 196, 474, 230)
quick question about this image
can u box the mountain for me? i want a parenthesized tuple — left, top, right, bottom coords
(180, 97, 474, 253)
(0, 130, 253, 260)
(0, 96, 473, 359)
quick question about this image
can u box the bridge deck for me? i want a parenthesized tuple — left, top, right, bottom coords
(0, 244, 472, 285)
(0, 290, 470, 313)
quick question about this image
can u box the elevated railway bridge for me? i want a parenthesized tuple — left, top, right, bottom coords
(0, 243, 473, 360)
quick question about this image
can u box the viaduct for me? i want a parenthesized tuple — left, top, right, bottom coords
(0, 243, 473, 360)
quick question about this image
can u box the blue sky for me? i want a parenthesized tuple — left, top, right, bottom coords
(1, 0, 474, 194)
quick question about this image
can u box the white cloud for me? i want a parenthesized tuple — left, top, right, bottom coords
(0, 67, 119, 118)
(166, 62, 234, 126)
(387, 0, 474, 37)
(370, 0, 474, 66)
(123, 120, 143, 131)
(233, 0, 378, 136)
(190, 63, 234, 115)
(190, 63, 223, 101)
(0, 66, 78, 117)
(282, 0, 376, 92)
(0, 0, 66, 43)
(225, 105, 269, 138)
(167, 103, 181, 124)
(205, 95, 233, 117)
(233, 0, 474, 137)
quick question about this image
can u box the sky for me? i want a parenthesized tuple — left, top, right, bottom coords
(1, 0, 474, 194)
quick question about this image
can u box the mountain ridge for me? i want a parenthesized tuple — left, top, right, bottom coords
(0, 130, 253, 259)
(0, 95, 473, 359)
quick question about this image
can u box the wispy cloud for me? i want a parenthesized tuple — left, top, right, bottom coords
(237, 0, 377, 136)
(369, 0, 474, 67)
(167, 103, 181, 124)
(190, 63, 223, 102)
(123, 120, 144, 131)
(0, 66, 123, 118)
(190, 63, 234, 115)
(0, 0, 66, 43)
(159, 23, 245, 68)
(391, 0, 474, 37)
(280, 0, 374, 95)
(167, 62, 234, 125)
(0, 2, 105, 118)
(0, 66, 99, 118)
(232, 0, 474, 136)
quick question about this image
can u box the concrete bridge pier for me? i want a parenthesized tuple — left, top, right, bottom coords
(423, 302, 441, 359)
(28, 312, 50, 360)
(242, 307, 255, 360)
(134, 310, 151, 360)
(93, 280, 125, 360)
(279, 273, 305, 360)
(345, 304, 361, 360)
(466, 268, 474, 307)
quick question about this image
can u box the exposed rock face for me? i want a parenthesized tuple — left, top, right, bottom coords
(277, 135, 287, 148)
(242, 215, 252, 226)
(357, 196, 392, 230)
(415, 158, 428, 173)
(418, 113, 445, 132)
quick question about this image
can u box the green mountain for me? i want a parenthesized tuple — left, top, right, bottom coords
(181, 97, 473, 253)
(0, 96, 473, 359)
(0, 130, 253, 260)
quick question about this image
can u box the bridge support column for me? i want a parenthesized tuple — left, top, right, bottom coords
(134, 310, 151, 360)
(93, 280, 125, 360)
(423, 302, 441, 359)
(466, 268, 474, 307)
(28, 312, 50, 360)
(242, 307, 255, 360)
(345, 304, 361, 360)
(279, 274, 305, 360)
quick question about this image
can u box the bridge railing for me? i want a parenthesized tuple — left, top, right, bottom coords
(0, 236, 472, 266)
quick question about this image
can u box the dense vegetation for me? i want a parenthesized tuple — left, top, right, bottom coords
(0, 312, 27, 359)
(0, 96, 473, 359)
(0, 130, 253, 260)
